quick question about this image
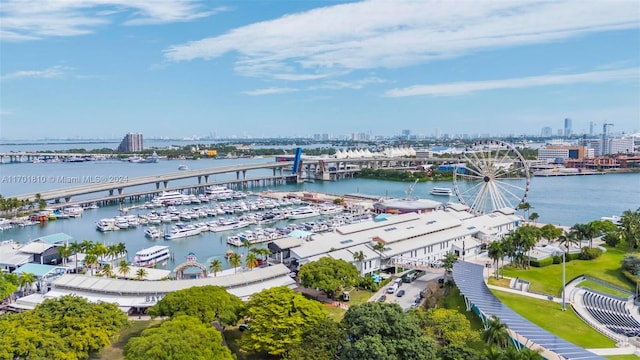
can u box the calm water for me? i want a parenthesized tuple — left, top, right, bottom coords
(1, 158, 638, 271)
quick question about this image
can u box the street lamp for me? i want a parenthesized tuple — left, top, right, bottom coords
(562, 252, 566, 311)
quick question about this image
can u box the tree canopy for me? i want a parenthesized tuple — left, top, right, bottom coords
(284, 318, 344, 360)
(238, 286, 326, 356)
(0, 295, 127, 360)
(340, 302, 437, 360)
(298, 257, 361, 297)
(416, 308, 480, 347)
(147, 285, 244, 327)
(124, 315, 233, 360)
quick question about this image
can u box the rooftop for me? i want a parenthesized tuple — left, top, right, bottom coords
(14, 263, 67, 278)
(36, 233, 72, 244)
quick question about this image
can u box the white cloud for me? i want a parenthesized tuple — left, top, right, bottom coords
(1, 65, 72, 80)
(384, 68, 640, 97)
(164, 0, 640, 80)
(0, 0, 219, 41)
(242, 87, 299, 96)
(311, 77, 386, 90)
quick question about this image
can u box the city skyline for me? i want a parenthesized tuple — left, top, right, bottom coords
(1, 0, 639, 139)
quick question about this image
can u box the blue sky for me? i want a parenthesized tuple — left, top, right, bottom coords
(1, 0, 639, 140)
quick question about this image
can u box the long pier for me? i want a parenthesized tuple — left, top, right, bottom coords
(9, 157, 431, 206)
(0, 152, 118, 163)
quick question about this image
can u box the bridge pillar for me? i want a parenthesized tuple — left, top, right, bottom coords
(273, 168, 276, 176)
(156, 182, 160, 190)
(109, 190, 114, 196)
(118, 188, 123, 195)
(242, 170, 246, 179)
(197, 176, 202, 184)
(236, 171, 240, 180)
(204, 175, 209, 183)
(65, 197, 71, 202)
(163, 181, 168, 188)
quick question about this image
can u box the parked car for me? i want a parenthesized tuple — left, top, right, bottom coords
(239, 324, 250, 332)
(396, 289, 406, 297)
(378, 295, 387, 302)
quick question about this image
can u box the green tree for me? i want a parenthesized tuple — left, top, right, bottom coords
(340, 302, 437, 360)
(619, 208, 640, 250)
(284, 318, 344, 360)
(482, 316, 510, 349)
(84, 253, 99, 276)
(487, 241, 503, 279)
(557, 230, 579, 254)
(58, 244, 72, 266)
(229, 253, 242, 273)
(352, 250, 366, 274)
(298, 257, 361, 298)
(437, 345, 484, 360)
(100, 263, 114, 278)
(417, 308, 481, 347)
(0, 272, 18, 301)
(245, 252, 259, 270)
(148, 285, 243, 327)
(441, 252, 458, 274)
(124, 315, 233, 360)
(372, 242, 386, 272)
(135, 268, 148, 280)
(539, 224, 563, 245)
(528, 212, 539, 224)
(118, 259, 131, 278)
(518, 202, 532, 219)
(18, 272, 36, 295)
(239, 286, 326, 356)
(209, 259, 223, 277)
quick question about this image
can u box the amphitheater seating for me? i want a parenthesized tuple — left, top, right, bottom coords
(582, 291, 640, 337)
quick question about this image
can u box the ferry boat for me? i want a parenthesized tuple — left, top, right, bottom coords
(144, 226, 165, 239)
(164, 223, 202, 240)
(287, 206, 321, 220)
(133, 245, 170, 267)
(430, 187, 453, 196)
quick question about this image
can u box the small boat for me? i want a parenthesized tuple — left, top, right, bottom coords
(133, 245, 170, 267)
(178, 164, 188, 171)
(430, 187, 453, 196)
(144, 226, 165, 239)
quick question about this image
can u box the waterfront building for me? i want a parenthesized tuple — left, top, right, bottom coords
(117, 133, 144, 153)
(273, 207, 520, 276)
(540, 126, 553, 137)
(537, 145, 590, 162)
(606, 137, 635, 155)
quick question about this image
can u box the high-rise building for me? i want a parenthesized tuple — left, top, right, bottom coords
(117, 133, 143, 152)
(401, 129, 410, 140)
(564, 118, 572, 138)
(540, 127, 552, 137)
(589, 122, 594, 136)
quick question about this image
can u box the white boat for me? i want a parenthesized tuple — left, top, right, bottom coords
(600, 215, 621, 225)
(209, 218, 251, 232)
(178, 164, 188, 171)
(154, 190, 185, 204)
(164, 223, 202, 240)
(288, 206, 321, 220)
(133, 245, 170, 267)
(96, 218, 116, 232)
(430, 187, 453, 196)
(318, 204, 344, 215)
(144, 226, 164, 239)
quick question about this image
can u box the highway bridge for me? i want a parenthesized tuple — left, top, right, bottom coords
(9, 157, 431, 205)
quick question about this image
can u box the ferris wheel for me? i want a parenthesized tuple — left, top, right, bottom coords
(452, 140, 531, 215)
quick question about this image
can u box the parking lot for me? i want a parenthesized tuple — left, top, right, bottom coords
(370, 269, 445, 311)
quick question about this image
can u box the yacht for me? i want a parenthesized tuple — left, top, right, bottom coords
(209, 218, 250, 232)
(96, 218, 116, 232)
(144, 226, 165, 239)
(154, 190, 185, 205)
(178, 164, 188, 171)
(288, 206, 321, 220)
(164, 223, 202, 240)
(318, 204, 344, 215)
(430, 187, 453, 196)
(133, 245, 170, 267)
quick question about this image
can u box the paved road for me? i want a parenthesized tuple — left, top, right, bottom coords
(371, 269, 445, 311)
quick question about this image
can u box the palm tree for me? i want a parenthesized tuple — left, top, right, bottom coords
(487, 241, 503, 279)
(18, 272, 36, 295)
(93, 242, 108, 262)
(372, 241, 386, 272)
(116, 242, 128, 260)
(58, 244, 72, 267)
(209, 259, 223, 277)
(69, 241, 82, 272)
(353, 250, 366, 275)
(100, 263, 114, 278)
(528, 212, 539, 224)
(135, 268, 148, 281)
(518, 202, 532, 220)
(557, 230, 579, 254)
(249, 247, 271, 262)
(229, 253, 242, 274)
(118, 259, 130, 278)
(245, 252, 259, 270)
(571, 223, 588, 248)
(518, 347, 543, 360)
(620, 208, 640, 250)
(482, 316, 510, 349)
(84, 253, 98, 276)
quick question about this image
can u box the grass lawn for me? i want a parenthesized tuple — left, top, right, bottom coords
(500, 246, 635, 296)
(91, 320, 162, 360)
(487, 277, 511, 288)
(492, 290, 616, 349)
(605, 355, 640, 360)
(579, 280, 631, 298)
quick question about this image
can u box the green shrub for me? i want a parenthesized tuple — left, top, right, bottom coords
(530, 257, 554, 267)
(552, 255, 562, 264)
(578, 247, 603, 260)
